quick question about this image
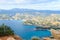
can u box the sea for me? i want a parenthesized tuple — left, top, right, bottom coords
(0, 20, 51, 40)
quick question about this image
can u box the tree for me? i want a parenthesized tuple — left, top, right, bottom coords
(0, 24, 14, 36)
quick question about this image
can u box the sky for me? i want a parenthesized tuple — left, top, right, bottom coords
(0, 0, 60, 10)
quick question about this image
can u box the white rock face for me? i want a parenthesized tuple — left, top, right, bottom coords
(7, 37, 15, 40)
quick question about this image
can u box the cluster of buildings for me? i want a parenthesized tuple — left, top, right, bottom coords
(0, 13, 60, 28)
(0, 13, 33, 20)
(24, 14, 60, 28)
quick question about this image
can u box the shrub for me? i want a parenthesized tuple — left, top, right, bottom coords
(31, 36, 40, 40)
(0, 24, 14, 36)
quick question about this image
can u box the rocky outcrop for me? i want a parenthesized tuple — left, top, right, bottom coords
(50, 29, 60, 40)
(0, 35, 22, 40)
(14, 35, 22, 40)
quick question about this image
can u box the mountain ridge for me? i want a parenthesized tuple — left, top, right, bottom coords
(0, 8, 60, 16)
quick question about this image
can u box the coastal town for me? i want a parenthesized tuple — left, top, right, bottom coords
(1, 13, 60, 28)
(0, 0, 60, 40)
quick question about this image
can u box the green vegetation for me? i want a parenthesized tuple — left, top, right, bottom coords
(0, 24, 14, 36)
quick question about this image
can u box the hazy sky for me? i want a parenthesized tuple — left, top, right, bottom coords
(0, 0, 60, 10)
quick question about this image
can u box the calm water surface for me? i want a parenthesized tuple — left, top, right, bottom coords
(0, 20, 51, 40)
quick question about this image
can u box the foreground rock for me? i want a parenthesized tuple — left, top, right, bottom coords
(0, 35, 22, 40)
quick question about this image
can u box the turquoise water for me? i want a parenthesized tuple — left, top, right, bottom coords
(0, 20, 51, 40)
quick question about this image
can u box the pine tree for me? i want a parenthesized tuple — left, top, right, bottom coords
(0, 24, 14, 36)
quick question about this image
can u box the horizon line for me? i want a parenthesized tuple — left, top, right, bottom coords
(0, 8, 60, 11)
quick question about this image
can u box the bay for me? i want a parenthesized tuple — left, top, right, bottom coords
(0, 20, 51, 40)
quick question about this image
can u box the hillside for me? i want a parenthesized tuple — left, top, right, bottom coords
(0, 8, 60, 16)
